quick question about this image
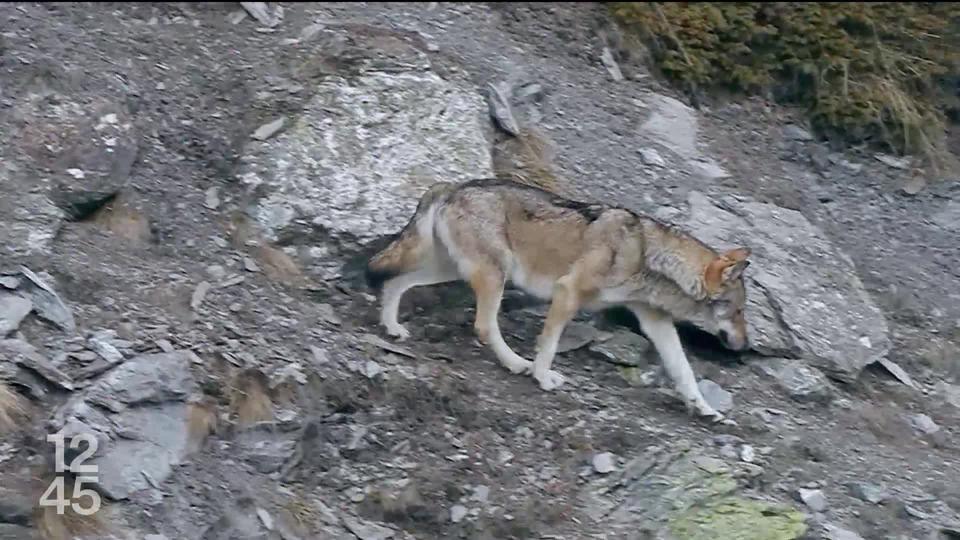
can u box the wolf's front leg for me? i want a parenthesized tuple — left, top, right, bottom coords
(532, 276, 583, 391)
(629, 304, 725, 422)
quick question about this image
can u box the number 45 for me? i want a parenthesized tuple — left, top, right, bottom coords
(38, 476, 102, 516)
(40, 432, 102, 515)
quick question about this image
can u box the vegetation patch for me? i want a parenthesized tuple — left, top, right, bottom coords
(611, 2, 960, 163)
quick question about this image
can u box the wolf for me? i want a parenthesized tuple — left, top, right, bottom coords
(364, 178, 752, 422)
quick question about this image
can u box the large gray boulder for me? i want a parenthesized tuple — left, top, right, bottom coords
(51, 351, 196, 500)
(683, 191, 890, 382)
(240, 67, 493, 245)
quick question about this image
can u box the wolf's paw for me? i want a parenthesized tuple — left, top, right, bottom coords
(689, 399, 725, 424)
(503, 358, 534, 375)
(385, 323, 411, 341)
(534, 370, 566, 392)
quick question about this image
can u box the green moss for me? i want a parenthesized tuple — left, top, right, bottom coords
(611, 2, 960, 161)
(662, 451, 807, 539)
(669, 497, 808, 540)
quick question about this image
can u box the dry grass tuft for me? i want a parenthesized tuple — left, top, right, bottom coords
(359, 482, 432, 526)
(186, 395, 220, 452)
(492, 127, 562, 194)
(224, 210, 312, 287)
(87, 192, 152, 245)
(255, 243, 308, 287)
(0, 381, 29, 435)
(227, 369, 274, 428)
(612, 2, 960, 168)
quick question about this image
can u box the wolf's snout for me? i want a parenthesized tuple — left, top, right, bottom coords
(719, 329, 748, 352)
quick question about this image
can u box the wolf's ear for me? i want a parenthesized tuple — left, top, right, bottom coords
(720, 247, 751, 283)
(721, 247, 751, 262)
(721, 259, 750, 283)
(704, 247, 752, 294)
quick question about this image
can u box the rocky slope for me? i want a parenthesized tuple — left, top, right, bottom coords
(1, 3, 959, 540)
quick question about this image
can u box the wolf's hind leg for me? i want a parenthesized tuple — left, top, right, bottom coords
(381, 262, 459, 341)
(468, 266, 533, 375)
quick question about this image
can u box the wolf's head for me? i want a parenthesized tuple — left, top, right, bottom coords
(700, 247, 752, 351)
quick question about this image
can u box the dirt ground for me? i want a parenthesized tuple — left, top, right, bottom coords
(1, 3, 959, 540)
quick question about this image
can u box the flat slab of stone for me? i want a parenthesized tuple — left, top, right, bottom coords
(52, 351, 196, 500)
(683, 191, 890, 382)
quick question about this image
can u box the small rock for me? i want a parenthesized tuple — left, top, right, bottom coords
(874, 153, 910, 170)
(600, 47, 624, 81)
(592, 452, 616, 474)
(935, 381, 960, 409)
(240, 1, 279, 27)
(0, 293, 32, 336)
(698, 379, 733, 413)
(798, 488, 828, 513)
(17, 267, 75, 333)
(588, 331, 651, 367)
(191, 281, 211, 311)
(1, 339, 74, 391)
(822, 524, 865, 540)
(251, 117, 286, 141)
(638, 148, 666, 167)
(739, 445, 755, 463)
(89, 335, 123, 364)
(902, 504, 931, 520)
(783, 124, 813, 141)
(204, 187, 221, 210)
(243, 258, 261, 272)
(712, 434, 744, 447)
(341, 515, 394, 540)
(719, 444, 738, 460)
(486, 82, 519, 136)
(688, 158, 730, 179)
(513, 82, 543, 102)
(938, 526, 960, 539)
(557, 322, 598, 353)
(846, 482, 887, 504)
(206, 265, 226, 281)
(299, 23, 324, 41)
(472, 485, 489, 503)
(907, 413, 940, 435)
(450, 505, 468, 523)
(253, 507, 275, 530)
(227, 10, 247, 24)
(752, 358, 833, 403)
(144, 535, 170, 540)
(901, 174, 926, 195)
(0, 277, 20, 289)
(874, 358, 918, 389)
(363, 360, 383, 379)
(0, 486, 33, 525)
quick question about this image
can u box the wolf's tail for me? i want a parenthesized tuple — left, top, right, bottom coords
(364, 182, 457, 290)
